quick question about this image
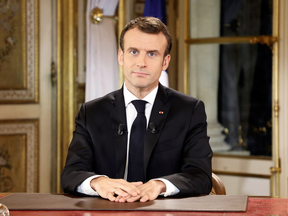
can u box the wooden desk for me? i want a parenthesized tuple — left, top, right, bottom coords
(0, 194, 287, 216)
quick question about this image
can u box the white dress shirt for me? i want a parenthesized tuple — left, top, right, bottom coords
(77, 83, 179, 197)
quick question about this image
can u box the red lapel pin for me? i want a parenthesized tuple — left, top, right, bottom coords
(159, 111, 164, 114)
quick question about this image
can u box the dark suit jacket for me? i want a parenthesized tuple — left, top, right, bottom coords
(61, 84, 213, 197)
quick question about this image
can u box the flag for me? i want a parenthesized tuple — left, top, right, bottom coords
(143, 0, 169, 87)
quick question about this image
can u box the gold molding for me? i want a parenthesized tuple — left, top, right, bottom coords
(118, 0, 126, 87)
(213, 170, 271, 179)
(0, 119, 39, 192)
(34, 0, 39, 103)
(213, 154, 272, 161)
(271, 0, 280, 197)
(56, 0, 62, 193)
(183, 0, 189, 95)
(56, 0, 78, 192)
(22, 0, 27, 89)
(0, 0, 39, 104)
(186, 36, 278, 45)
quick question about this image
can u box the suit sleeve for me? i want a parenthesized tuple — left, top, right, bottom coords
(162, 100, 213, 197)
(61, 104, 97, 195)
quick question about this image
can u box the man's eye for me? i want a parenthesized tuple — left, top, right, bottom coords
(131, 50, 137, 55)
(148, 52, 155, 57)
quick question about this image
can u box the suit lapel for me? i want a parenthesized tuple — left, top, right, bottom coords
(144, 84, 170, 178)
(110, 88, 128, 178)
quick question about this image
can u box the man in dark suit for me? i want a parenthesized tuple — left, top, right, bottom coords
(61, 17, 212, 203)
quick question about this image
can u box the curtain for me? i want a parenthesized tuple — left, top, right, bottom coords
(85, 0, 119, 102)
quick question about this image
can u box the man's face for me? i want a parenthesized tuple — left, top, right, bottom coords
(118, 27, 170, 93)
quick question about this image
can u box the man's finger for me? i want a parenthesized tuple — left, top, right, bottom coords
(127, 194, 142, 202)
(116, 184, 141, 197)
(131, 181, 143, 187)
(118, 196, 130, 203)
(112, 187, 129, 198)
(107, 192, 116, 202)
(140, 194, 150, 202)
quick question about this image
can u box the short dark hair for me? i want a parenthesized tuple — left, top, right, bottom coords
(120, 17, 172, 57)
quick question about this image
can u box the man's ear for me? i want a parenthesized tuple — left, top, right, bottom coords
(162, 54, 171, 71)
(118, 49, 124, 66)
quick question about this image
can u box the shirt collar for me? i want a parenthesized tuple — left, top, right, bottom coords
(123, 83, 158, 107)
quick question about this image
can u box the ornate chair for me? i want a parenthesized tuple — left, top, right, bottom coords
(209, 173, 226, 195)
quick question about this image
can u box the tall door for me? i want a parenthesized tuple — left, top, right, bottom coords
(0, 0, 54, 193)
(178, 0, 281, 196)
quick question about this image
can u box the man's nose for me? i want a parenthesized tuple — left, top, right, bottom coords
(137, 54, 147, 68)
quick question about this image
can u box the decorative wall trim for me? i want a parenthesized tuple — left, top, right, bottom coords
(278, 0, 288, 197)
(0, 120, 39, 192)
(56, 0, 78, 192)
(0, 0, 39, 104)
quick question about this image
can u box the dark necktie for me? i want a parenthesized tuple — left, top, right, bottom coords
(127, 100, 147, 182)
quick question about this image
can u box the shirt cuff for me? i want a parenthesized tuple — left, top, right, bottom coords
(153, 178, 180, 197)
(76, 175, 106, 196)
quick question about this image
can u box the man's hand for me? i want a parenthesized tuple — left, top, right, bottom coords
(90, 176, 143, 201)
(115, 180, 166, 203)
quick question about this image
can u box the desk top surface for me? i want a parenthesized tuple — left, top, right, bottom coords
(0, 194, 287, 216)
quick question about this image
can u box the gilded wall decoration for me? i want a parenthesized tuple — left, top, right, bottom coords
(0, 120, 39, 192)
(0, 0, 38, 103)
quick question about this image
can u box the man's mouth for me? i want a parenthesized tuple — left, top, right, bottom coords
(132, 71, 148, 76)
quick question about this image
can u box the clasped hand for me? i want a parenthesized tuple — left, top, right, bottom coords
(90, 176, 166, 202)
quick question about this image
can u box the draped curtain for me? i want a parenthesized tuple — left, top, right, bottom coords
(85, 0, 119, 102)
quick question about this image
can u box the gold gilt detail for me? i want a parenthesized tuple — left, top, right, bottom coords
(270, 167, 281, 173)
(250, 36, 278, 53)
(274, 100, 279, 118)
(90, 7, 118, 24)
